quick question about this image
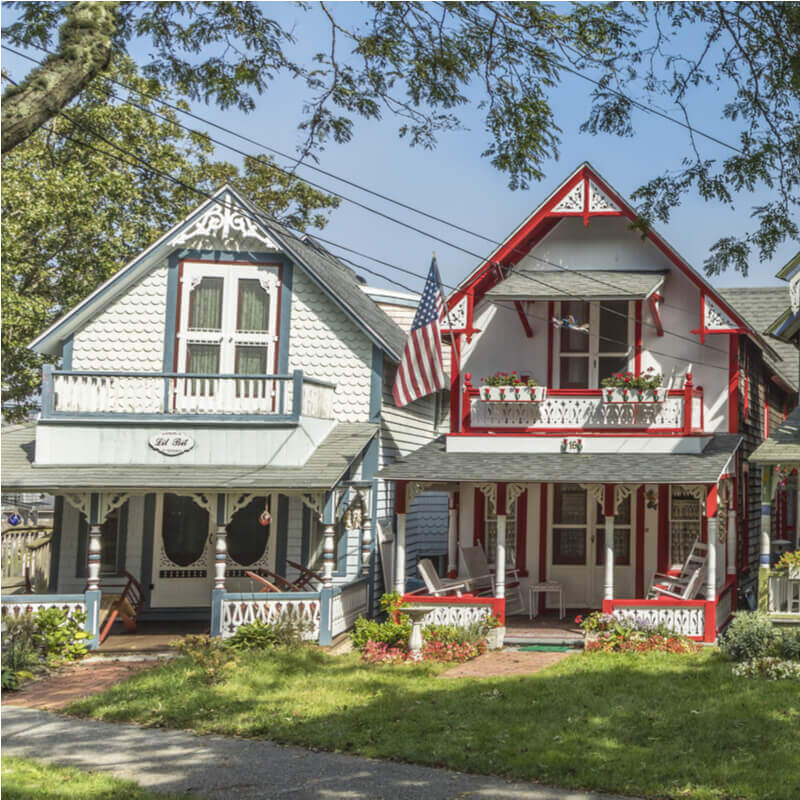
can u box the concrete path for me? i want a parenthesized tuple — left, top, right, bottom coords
(2, 706, 631, 800)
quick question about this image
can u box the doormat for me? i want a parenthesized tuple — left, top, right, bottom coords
(516, 644, 572, 653)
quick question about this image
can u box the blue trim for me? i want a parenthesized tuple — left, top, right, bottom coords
(276, 494, 289, 577)
(319, 586, 333, 646)
(89, 493, 100, 525)
(222, 591, 320, 601)
(301, 504, 310, 566)
(210, 588, 224, 637)
(49, 497, 63, 592)
(141, 494, 156, 609)
(61, 334, 74, 371)
(84, 589, 101, 649)
(760, 554, 772, 566)
(1, 593, 84, 603)
(370, 345, 383, 424)
(41, 365, 55, 417)
(278, 259, 293, 412)
(323, 492, 334, 525)
(162, 253, 181, 409)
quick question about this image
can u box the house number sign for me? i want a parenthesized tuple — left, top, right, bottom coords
(148, 431, 195, 457)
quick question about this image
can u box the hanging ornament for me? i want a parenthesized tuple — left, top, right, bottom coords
(552, 314, 589, 333)
(258, 497, 271, 527)
(7, 512, 22, 527)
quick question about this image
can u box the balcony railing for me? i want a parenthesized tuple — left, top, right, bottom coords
(768, 572, 800, 616)
(40, 366, 335, 421)
(460, 372, 704, 435)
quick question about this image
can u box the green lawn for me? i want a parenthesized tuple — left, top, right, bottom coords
(1, 757, 195, 800)
(68, 648, 800, 800)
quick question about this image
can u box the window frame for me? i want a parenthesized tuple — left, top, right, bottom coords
(669, 487, 702, 567)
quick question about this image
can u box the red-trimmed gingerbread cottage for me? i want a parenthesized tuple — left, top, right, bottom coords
(378, 163, 798, 642)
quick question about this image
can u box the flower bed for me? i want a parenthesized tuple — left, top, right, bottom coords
(732, 657, 800, 680)
(576, 612, 699, 654)
(361, 639, 487, 664)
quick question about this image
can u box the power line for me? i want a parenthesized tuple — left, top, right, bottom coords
(21, 101, 739, 376)
(0, 41, 736, 356)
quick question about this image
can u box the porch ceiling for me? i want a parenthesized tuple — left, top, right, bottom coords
(750, 404, 800, 465)
(1, 422, 377, 492)
(376, 434, 741, 484)
(485, 269, 666, 301)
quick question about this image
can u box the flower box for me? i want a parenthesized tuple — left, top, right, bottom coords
(640, 387, 668, 403)
(602, 387, 638, 403)
(481, 385, 545, 402)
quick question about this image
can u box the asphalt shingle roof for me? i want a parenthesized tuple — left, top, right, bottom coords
(376, 434, 741, 484)
(486, 270, 666, 300)
(1, 422, 377, 492)
(718, 287, 799, 391)
(750, 404, 800, 465)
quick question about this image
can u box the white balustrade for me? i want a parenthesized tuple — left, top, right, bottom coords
(470, 395, 685, 430)
(301, 381, 336, 419)
(612, 605, 706, 638)
(331, 581, 369, 638)
(403, 602, 492, 628)
(1, 597, 86, 621)
(221, 596, 321, 639)
(769, 573, 800, 615)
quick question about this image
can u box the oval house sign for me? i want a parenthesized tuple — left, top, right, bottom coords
(149, 431, 195, 457)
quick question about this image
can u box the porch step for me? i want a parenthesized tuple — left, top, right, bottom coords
(503, 636, 584, 649)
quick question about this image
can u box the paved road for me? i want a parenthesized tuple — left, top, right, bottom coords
(2, 706, 632, 800)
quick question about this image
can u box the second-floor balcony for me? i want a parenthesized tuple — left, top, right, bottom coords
(40, 366, 336, 422)
(460, 373, 704, 435)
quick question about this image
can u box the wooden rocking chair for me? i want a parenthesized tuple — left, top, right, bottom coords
(286, 559, 324, 590)
(244, 570, 283, 593)
(647, 539, 708, 600)
(247, 567, 303, 592)
(649, 566, 705, 601)
(92, 570, 144, 645)
(460, 545, 525, 613)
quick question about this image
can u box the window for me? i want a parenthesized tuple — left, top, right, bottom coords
(670, 488, 702, 566)
(552, 484, 587, 564)
(485, 497, 518, 566)
(161, 494, 209, 567)
(556, 300, 631, 389)
(595, 495, 631, 565)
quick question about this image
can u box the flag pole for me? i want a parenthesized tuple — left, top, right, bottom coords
(432, 253, 461, 374)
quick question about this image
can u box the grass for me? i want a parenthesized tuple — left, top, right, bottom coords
(68, 647, 800, 800)
(1, 757, 195, 799)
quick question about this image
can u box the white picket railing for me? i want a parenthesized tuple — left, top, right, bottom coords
(611, 604, 706, 638)
(769, 573, 800, 615)
(1, 594, 86, 621)
(1, 529, 52, 583)
(220, 593, 321, 640)
(331, 580, 369, 638)
(402, 601, 493, 628)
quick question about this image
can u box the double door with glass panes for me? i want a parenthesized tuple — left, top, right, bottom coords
(548, 484, 636, 607)
(557, 300, 632, 389)
(176, 262, 280, 413)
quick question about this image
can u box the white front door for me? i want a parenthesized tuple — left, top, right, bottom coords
(547, 484, 637, 609)
(150, 493, 214, 608)
(175, 261, 281, 412)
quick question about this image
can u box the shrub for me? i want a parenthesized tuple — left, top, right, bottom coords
(2, 665, 20, 691)
(33, 607, 89, 664)
(1, 613, 40, 672)
(585, 635, 699, 654)
(423, 621, 492, 646)
(577, 612, 697, 654)
(226, 614, 310, 651)
(171, 634, 233, 684)
(775, 628, 800, 661)
(719, 611, 777, 662)
(732, 657, 800, 680)
(350, 593, 412, 650)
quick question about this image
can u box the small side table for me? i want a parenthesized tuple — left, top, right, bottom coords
(529, 581, 565, 620)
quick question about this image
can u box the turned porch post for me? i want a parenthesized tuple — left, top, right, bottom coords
(447, 491, 458, 577)
(603, 485, 616, 601)
(86, 493, 102, 591)
(394, 481, 407, 594)
(214, 494, 228, 591)
(495, 483, 507, 599)
(705, 485, 718, 602)
(322, 492, 335, 589)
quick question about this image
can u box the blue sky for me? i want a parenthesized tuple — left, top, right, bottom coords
(2, 2, 797, 296)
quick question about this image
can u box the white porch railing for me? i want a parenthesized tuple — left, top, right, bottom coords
(42, 366, 335, 420)
(1, 594, 86, 621)
(768, 573, 800, 616)
(220, 593, 322, 640)
(331, 579, 369, 638)
(611, 604, 706, 638)
(1, 528, 52, 586)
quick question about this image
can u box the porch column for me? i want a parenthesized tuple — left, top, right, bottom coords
(447, 491, 458, 578)
(214, 494, 228, 591)
(704, 484, 720, 602)
(495, 483, 507, 599)
(603, 485, 615, 601)
(322, 491, 335, 589)
(87, 524, 103, 592)
(394, 481, 407, 595)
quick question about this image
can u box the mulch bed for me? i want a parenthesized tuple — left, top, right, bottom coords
(2, 660, 157, 710)
(439, 649, 575, 679)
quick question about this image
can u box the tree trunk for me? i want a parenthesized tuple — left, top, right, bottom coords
(1, 2, 118, 154)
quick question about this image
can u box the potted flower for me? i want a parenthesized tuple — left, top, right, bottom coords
(776, 550, 800, 580)
(480, 372, 545, 402)
(601, 368, 665, 403)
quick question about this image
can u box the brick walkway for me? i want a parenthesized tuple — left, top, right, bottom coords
(440, 649, 574, 678)
(2, 660, 158, 710)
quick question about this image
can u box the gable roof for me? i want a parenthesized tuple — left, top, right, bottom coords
(718, 288, 798, 391)
(30, 186, 406, 362)
(486, 269, 666, 301)
(447, 162, 772, 355)
(750, 404, 800, 465)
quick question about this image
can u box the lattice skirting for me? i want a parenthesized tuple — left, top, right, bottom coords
(221, 598, 321, 640)
(613, 606, 705, 638)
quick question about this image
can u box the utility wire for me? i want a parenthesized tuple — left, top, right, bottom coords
(24, 101, 740, 377)
(1, 42, 737, 356)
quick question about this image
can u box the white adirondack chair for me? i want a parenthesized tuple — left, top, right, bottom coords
(460, 545, 526, 614)
(417, 558, 485, 597)
(649, 566, 704, 601)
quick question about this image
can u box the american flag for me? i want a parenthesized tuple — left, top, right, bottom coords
(392, 258, 447, 407)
